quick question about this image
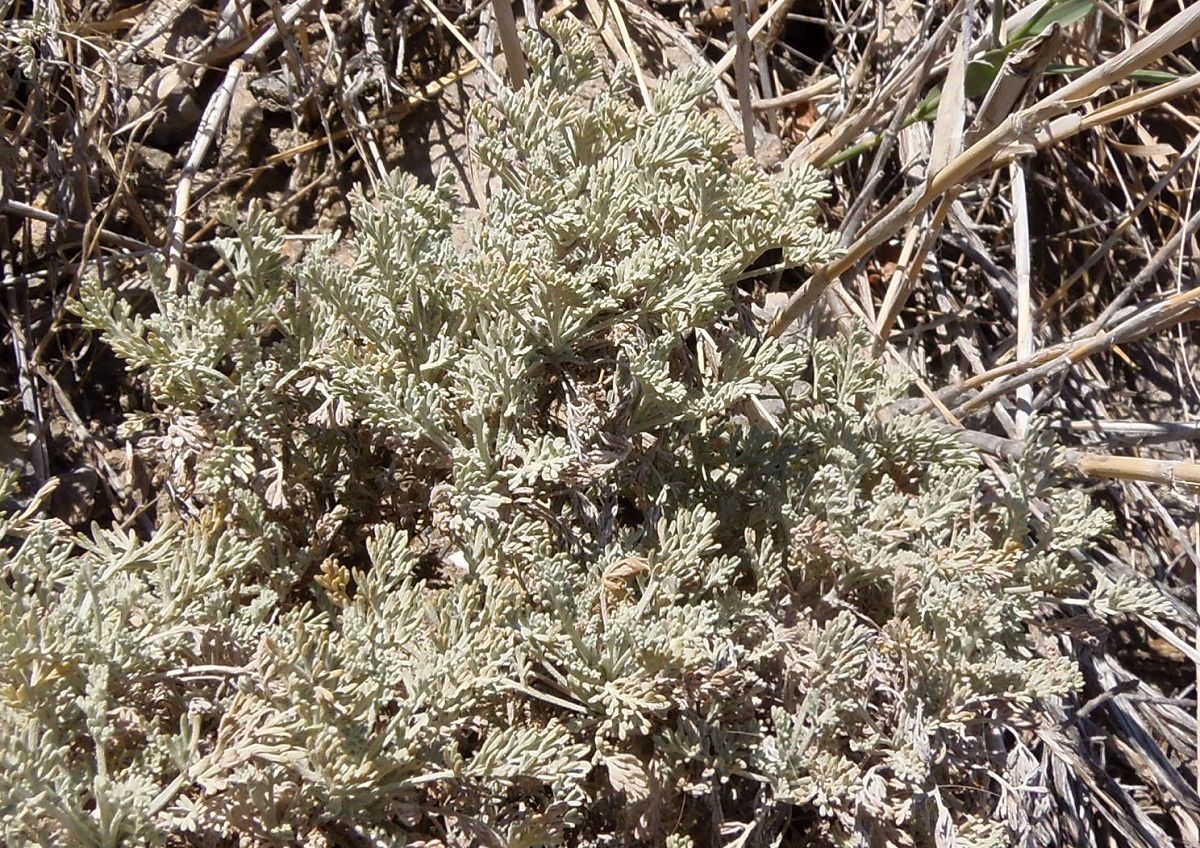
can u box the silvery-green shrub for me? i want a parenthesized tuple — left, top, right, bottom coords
(0, 19, 1111, 847)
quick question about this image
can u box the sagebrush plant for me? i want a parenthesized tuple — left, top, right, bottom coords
(2, 19, 1124, 847)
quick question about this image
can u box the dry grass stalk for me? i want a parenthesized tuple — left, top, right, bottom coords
(1, 198, 157, 252)
(752, 75, 837, 110)
(164, 0, 319, 291)
(945, 281, 1200, 416)
(960, 429, 1200, 488)
(711, 0, 794, 79)
(1011, 160, 1034, 437)
(490, 0, 528, 88)
(1009, 71, 1200, 164)
(2, 267, 48, 486)
(605, 0, 653, 109)
(1067, 420, 1200, 445)
(769, 3, 1200, 340)
(1075, 453, 1200, 488)
(414, 0, 504, 86)
(729, 0, 757, 156)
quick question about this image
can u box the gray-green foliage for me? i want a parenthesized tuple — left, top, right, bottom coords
(4, 19, 1112, 847)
